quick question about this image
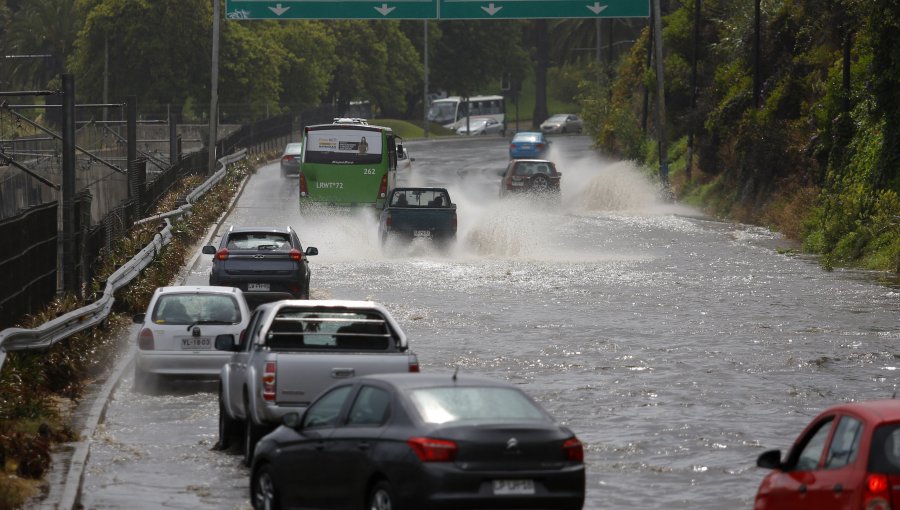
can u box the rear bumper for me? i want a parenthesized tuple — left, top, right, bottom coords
(135, 350, 231, 376)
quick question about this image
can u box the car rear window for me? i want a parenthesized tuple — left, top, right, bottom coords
(513, 133, 541, 143)
(407, 386, 550, 425)
(513, 162, 555, 176)
(868, 423, 900, 474)
(151, 294, 241, 325)
(225, 232, 292, 250)
(263, 310, 395, 351)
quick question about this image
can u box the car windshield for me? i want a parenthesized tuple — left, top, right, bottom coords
(284, 143, 303, 155)
(226, 232, 291, 250)
(407, 386, 550, 425)
(151, 294, 240, 325)
(513, 133, 541, 143)
(546, 115, 568, 122)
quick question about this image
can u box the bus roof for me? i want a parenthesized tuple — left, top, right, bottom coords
(305, 123, 393, 134)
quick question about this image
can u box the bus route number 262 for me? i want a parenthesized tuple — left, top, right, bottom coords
(363, 168, 376, 175)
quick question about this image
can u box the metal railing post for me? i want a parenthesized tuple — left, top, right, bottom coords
(62, 74, 77, 294)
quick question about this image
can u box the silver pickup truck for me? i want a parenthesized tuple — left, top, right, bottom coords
(213, 299, 420, 465)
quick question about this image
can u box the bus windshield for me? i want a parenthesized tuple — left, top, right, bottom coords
(427, 102, 458, 124)
(304, 128, 383, 165)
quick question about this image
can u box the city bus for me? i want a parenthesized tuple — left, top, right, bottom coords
(427, 95, 506, 132)
(298, 119, 399, 209)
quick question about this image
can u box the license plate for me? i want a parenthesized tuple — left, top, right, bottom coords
(180, 337, 212, 350)
(511, 181, 524, 186)
(413, 230, 432, 238)
(492, 479, 534, 495)
(247, 283, 270, 291)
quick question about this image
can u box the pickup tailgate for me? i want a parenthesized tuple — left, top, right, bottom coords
(275, 352, 412, 406)
(386, 207, 456, 232)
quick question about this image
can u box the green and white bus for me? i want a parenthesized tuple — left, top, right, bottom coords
(298, 119, 399, 209)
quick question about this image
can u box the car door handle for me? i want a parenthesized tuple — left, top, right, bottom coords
(833, 484, 843, 493)
(798, 485, 807, 494)
(332, 368, 355, 378)
(357, 442, 370, 451)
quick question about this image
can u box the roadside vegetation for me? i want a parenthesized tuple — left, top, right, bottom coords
(0, 155, 261, 508)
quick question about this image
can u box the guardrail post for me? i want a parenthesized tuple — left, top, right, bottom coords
(169, 110, 180, 164)
(62, 73, 77, 294)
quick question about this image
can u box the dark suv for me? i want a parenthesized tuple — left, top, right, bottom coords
(500, 159, 562, 197)
(202, 226, 318, 305)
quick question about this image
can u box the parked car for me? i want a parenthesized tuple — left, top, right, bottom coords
(540, 114, 583, 134)
(509, 131, 550, 159)
(249, 372, 585, 510)
(754, 399, 900, 510)
(500, 159, 562, 197)
(279, 142, 303, 177)
(202, 226, 318, 306)
(456, 117, 504, 136)
(132, 286, 250, 392)
(215, 299, 419, 465)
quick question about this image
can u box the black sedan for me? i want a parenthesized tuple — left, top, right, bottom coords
(202, 226, 318, 306)
(280, 142, 303, 177)
(250, 372, 585, 510)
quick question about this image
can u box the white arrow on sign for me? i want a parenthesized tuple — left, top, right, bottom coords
(481, 2, 503, 15)
(269, 3, 290, 16)
(586, 2, 608, 14)
(375, 3, 396, 15)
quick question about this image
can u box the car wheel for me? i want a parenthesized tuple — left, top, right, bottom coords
(218, 387, 238, 450)
(531, 175, 550, 192)
(251, 463, 278, 510)
(367, 480, 396, 510)
(133, 365, 157, 394)
(243, 396, 265, 466)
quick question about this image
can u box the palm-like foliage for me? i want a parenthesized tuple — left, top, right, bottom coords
(1, 0, 81, 89)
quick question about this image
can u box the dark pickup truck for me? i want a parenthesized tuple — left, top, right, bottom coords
(378, 187, 457, 245)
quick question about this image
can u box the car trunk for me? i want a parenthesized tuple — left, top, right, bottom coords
(273, 353, 408, 407)
(437, 424, 573, 471)
(223, 251, 297, 276)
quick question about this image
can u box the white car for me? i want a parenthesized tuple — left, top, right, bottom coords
(540, 113, 583, 134)
(397, 143, 413, 172)
(133, 286, 250, 392)
(456, 117, 504, 136)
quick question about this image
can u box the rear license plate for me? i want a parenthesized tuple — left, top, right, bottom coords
(492, 479, 534, 495)
(413, 230, 432, 238)
(180, 337, 212, 350)
(511, 181, 524, 186)
(247, 283, 270, 291)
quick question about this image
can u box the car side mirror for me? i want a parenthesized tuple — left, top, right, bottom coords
(305, 247, 318, 256)
(283, 411, 302, 429)
(557, 172, 563, 176)
(202, 245, 216, 255)
(756, 450, 783, 470)
(410, 158, 416, 162)
(132, 313, 145, 324)
(214, 334, 239, 351)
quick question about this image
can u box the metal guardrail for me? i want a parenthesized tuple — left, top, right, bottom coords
(0, 149, 248, 372)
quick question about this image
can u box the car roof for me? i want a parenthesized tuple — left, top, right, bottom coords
(511, 159, 554, 164)
(360, 372, 515, 390)
(226, 226, 293, 234)
(819, 399, 900, 422)
(155, 285, 244, 296)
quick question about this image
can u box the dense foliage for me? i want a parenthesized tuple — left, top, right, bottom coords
(575, 0, 899, 273)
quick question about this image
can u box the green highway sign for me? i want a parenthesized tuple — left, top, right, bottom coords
(439, 0, 649, 19)
(226, 0, 648, 20)
(225, 0, 438, 20)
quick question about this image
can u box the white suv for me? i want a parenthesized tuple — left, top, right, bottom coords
(133, 286, 250, 392)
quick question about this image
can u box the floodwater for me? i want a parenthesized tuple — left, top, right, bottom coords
(79, 135, 899, 509)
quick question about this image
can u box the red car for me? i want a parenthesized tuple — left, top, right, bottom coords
(754, 399, 900, 510)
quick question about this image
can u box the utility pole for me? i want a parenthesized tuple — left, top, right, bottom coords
(208, 0, 221, 174)
(61, 74, 76, 294)
(753, 0, 761, 109)
(423, 20, 429, 138)
(686, 0, 700, 182)
(652, 0, 669, 188)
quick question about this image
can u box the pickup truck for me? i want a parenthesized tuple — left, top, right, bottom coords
(378, 187, 457, 245)
(213, 299, 419, 465)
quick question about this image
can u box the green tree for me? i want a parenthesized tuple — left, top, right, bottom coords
(71, 0, 211, 115)
(272, 21, 336, 112)
(217, 21, 285, 121)
(1, 0, 81, 89)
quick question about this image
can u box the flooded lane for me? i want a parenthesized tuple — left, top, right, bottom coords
(81, 135, 899, 509)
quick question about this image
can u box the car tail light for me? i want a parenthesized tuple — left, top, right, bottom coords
(288, 283, 301, 293)
(299, 172, 308, 197)
(407, 437, 457, 462)
(408, 353, 419, 372)
(215, 248, 229, 261)
(138, 328, 154, 350)
(563, 437, 584, 462)
(262, 361, 276, 401)
(282, 155, 293, 162)
(536, 143, 545, 150)
(451, 214, 457, 230)
(289, 248, 303, 261)
(864, 474, 890, 510)
(379, 174, 388, 198)
(385, 213, 392, 229)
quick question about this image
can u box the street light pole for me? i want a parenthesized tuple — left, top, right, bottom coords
(208, 0, 221, 174)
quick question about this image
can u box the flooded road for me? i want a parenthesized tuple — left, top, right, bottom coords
(80, 135, 899, 509)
